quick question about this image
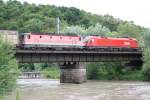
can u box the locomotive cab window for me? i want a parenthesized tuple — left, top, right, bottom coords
(27, 35, 30, 39)
(79, 37, 81, 41)
(83, 37, 89, 43)
(84, 40, 90, 43)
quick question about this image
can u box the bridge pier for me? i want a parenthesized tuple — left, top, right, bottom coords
(59, 62, 86, 84)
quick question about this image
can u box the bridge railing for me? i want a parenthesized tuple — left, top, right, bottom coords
(19, 72, 42, 79)
(15, 45, 142, 53)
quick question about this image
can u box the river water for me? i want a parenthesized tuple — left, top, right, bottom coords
(5, 79, 150, 100)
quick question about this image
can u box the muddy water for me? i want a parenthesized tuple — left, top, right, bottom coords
(5, 79, 150, 100)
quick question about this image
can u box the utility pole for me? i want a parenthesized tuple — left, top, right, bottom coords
(56, 17, 60, 34)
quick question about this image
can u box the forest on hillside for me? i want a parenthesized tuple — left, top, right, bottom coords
(1, 0, 150, 96)
(0, 0, 145, 35)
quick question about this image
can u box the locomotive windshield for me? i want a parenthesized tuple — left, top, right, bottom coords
(82, 37, 94, 43)
(82, 37, 91, 43)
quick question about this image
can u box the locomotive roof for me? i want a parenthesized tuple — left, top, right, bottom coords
(86, 36, 136, 40)
(20, 32, 79, 36)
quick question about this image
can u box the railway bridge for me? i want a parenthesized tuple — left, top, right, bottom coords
(15, 47, 142, 84)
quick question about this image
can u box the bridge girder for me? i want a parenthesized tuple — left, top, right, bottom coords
(16, 50, 142, 63)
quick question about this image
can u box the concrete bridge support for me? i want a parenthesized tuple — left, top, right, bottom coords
(59, 62, 86, 84)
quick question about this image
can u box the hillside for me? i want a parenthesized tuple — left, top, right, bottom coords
(0, 0, 144, 35)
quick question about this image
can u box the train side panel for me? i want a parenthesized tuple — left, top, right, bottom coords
(22, 34, 83, 47)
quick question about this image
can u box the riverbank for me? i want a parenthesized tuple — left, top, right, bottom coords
(40, 66, 145, 81)
(92, 70, 144, 81)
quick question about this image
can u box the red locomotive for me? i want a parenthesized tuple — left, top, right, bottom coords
(19, 33, 138, 51)
(83, 36, 138, 48)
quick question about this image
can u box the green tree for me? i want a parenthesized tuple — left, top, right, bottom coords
(63, 7, 83, 25)
(43, 17, 56, 32)
(85, 23, 110, 36)
(18, 63, 34, 72)
(142, 47, 150, 80)
(143, 29, 150, 46)
(0, 0, 143, 34)
(117, 22, 141, 39)
(62, 23, 110, 36)
(102, 14, 121, 32)
(86, 63, 100, 79)
(20, 18, 44, 33)
(61, 25, 85, 35)
(0, 35, 19, 95)
(142, 31, 150, 80)
(86, 62, 123, 80)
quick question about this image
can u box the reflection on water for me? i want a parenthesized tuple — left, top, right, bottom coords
(5, 79, 150, 100)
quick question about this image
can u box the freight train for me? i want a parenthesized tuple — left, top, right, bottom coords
(18, 33, 138, 51)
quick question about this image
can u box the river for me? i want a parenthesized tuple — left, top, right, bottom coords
(5, 79, 150, 100)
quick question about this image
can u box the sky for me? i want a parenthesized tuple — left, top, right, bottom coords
(8, 0, 150, 28)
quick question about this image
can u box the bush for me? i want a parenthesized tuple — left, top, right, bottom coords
(86, 62, 100, 79)
(142, 31, 150, 81)
(86, 62, 143, 80)
(120, 70, 143, 81)
(142, 48, 150, 80)
(0, 35, 19, 95)
(41, 67, 60, 79)
(86, 62, 123, 80)
(61, 23, 110, 36)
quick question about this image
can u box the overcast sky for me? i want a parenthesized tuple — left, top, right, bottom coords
(10, 0, 150, 28)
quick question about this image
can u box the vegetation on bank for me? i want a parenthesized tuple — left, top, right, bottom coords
(86, 62, 143, 81)
(0, 35, 19, 95)
(41, 67, 60, 79)
(142, 30, 150, 81)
